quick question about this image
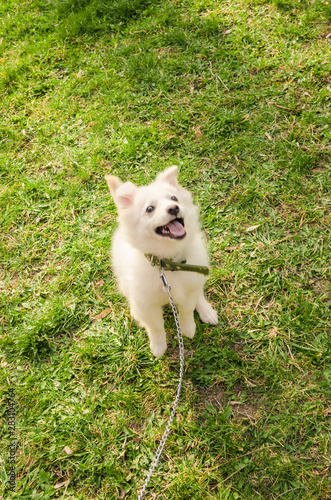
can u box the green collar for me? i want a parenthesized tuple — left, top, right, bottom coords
(145, 254, 209, 276)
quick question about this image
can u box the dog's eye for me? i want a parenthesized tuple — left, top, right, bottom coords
(146, 205, 155, 213)
(171, 196, 178, 202)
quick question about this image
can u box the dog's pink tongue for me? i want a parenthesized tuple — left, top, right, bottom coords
(167, 220, 186, 237)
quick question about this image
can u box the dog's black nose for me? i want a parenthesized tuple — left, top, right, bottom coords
(167, 205, 179, 217)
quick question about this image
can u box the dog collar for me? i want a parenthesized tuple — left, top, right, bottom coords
(145, 254, 209, 276)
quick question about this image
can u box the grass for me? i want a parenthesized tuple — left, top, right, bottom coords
(0, 0, 330, 498)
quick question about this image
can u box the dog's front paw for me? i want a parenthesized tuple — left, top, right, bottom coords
(202, 307, 218, 325)
(181, 321, 196, 339)
(150, 341, 167, 358)
(197, 299, 218, 325)
(200, 308, 218, 325)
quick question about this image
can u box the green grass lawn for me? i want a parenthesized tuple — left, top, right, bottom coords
(1, 0, 331, 498)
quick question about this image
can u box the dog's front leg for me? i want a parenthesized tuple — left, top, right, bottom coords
(178, 297, 198, 339)
(131, 302, 167, 358)
(196, 294, 218, 325)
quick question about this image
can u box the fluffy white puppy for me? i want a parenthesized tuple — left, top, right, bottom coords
(105, 166, 218, 357)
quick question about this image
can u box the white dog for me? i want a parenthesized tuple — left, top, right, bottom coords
(105, 166, 218, 357)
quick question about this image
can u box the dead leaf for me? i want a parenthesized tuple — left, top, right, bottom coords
(195, 126, 202, 139)
(92, 281, 103, 301)
(267, 327, 279, 338)
(54, 480, 68, 490)
(24, 458, 36, 472)
(224, 243, 245, 252)
(245, 224, 260, 232)
(93, 307, 112, 321)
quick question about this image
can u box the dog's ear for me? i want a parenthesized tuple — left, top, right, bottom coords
(105, 175, 122, 197)
(116, 182, 137, 209)
(156, 166, 178, 187)
(105, 175, 136, 209)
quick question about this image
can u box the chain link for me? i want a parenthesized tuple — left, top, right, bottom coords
(137, 268, 185, 499)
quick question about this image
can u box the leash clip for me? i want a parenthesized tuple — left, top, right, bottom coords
(159, 267, 171, 293)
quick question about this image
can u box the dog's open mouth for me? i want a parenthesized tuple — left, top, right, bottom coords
(155, 218, 186, 239)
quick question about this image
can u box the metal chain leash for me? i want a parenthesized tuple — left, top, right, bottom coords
(137, 267, 185, 499)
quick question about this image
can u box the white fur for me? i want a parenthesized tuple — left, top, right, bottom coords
(105, 166, 218, 357)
